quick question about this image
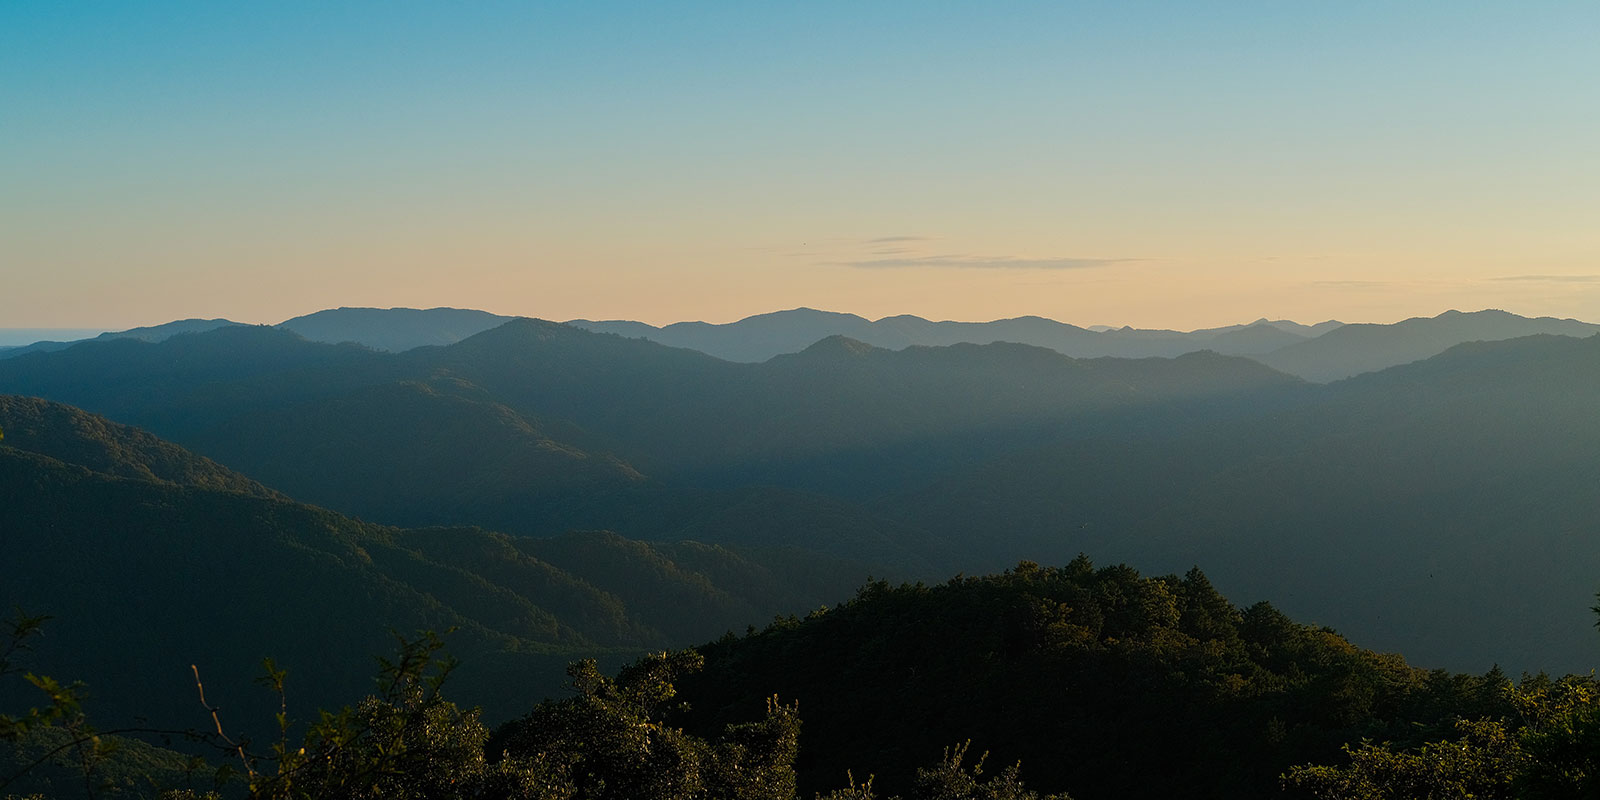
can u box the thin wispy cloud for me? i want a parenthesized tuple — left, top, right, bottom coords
(1309, 280, 1399, 290)
(840, 255, 1136, 270)
(1490, 274, 1600, 283)
(788, 236, 1135, 272)
(1309, 278, 1470, 292)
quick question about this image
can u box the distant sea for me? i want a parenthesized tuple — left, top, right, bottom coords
(0, 328, 109, 347)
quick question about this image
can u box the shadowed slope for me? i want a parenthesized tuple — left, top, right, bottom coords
(0, 394, 275, 496)
(0, 404, 885, 733)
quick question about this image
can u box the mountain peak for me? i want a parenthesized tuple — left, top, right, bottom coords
(798, 335, 879, 358)
(277, 306, 515, 351)
(733, 308, 875, 326)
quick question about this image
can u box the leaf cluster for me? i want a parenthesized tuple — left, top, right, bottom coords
(1283, 676, 1600, 800)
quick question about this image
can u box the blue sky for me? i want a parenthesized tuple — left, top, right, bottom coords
(4, 1, 1598, 328)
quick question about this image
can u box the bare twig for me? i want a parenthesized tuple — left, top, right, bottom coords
(192, 664, 255, 780)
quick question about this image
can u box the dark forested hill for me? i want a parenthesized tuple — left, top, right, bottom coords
(671, 560, 1512, 800)
(0, 401, 868, 734)
(0, 395, 274, 496)
(0, 444, 572, 731)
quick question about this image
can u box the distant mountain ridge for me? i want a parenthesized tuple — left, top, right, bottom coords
(0, 307, 516, 360)
(0, 318, 243, 358)
(567, 308, 1348, 362)
(277, 306, 516, 351)
(0, 328, 107, 347)
(572, 306, 1600, 381)
(10, 306, 1594, 382)
(1256, 308, 1600, 381)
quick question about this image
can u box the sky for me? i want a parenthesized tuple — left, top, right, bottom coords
(3, 1, 1598, 330)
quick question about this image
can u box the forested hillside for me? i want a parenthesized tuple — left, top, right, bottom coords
(7, 559, 1596, 799)
(674, 560, 1517, 799)
(3, 321, 1598, 673)
(0, 398, 858, 733)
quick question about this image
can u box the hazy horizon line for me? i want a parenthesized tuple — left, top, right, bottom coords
(8, 304, 1597, 347)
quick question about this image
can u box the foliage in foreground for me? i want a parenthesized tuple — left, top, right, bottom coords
(7, 570, 1600, 799)
(1282, 676, 1600, 799)
(675, 559, 1519, 799)
(3, 618, 1065, 800)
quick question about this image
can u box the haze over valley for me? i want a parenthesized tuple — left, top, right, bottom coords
(6, 303, 1600, 798)
(6, 305, 1600, 671)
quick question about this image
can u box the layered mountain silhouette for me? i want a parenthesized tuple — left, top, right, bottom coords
(573, 306, 1599, 383)
(572, 307, 1600, 381)
(9, 305, 1594, 382)
(0, 318, 242, 359)
(886, 332, 1600, 671)
(5, 314, 1600, 674)
(0, 319, 1295, 569)
(0, 307, 513, 360)
(568, 308, 1345, 362)
(1255, 308, 1600, 381)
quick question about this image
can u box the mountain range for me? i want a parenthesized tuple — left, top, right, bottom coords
(8, 305, 1599, 382)
(0, 318, 244, 359)
(567, 308, 1344, 362)
(566, 306, 1600, 380)
(4, 314, 1599, 675)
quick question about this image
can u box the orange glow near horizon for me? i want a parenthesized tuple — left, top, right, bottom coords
(5, 3, 1598, 331)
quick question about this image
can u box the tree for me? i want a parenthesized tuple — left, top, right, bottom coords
(1282, 598, 1600, 799)
(815, 741, 1071, 800)
(491, 650, 799, 800)
(1282, 718, 1522, 800)
(241, 632, 561, 800)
